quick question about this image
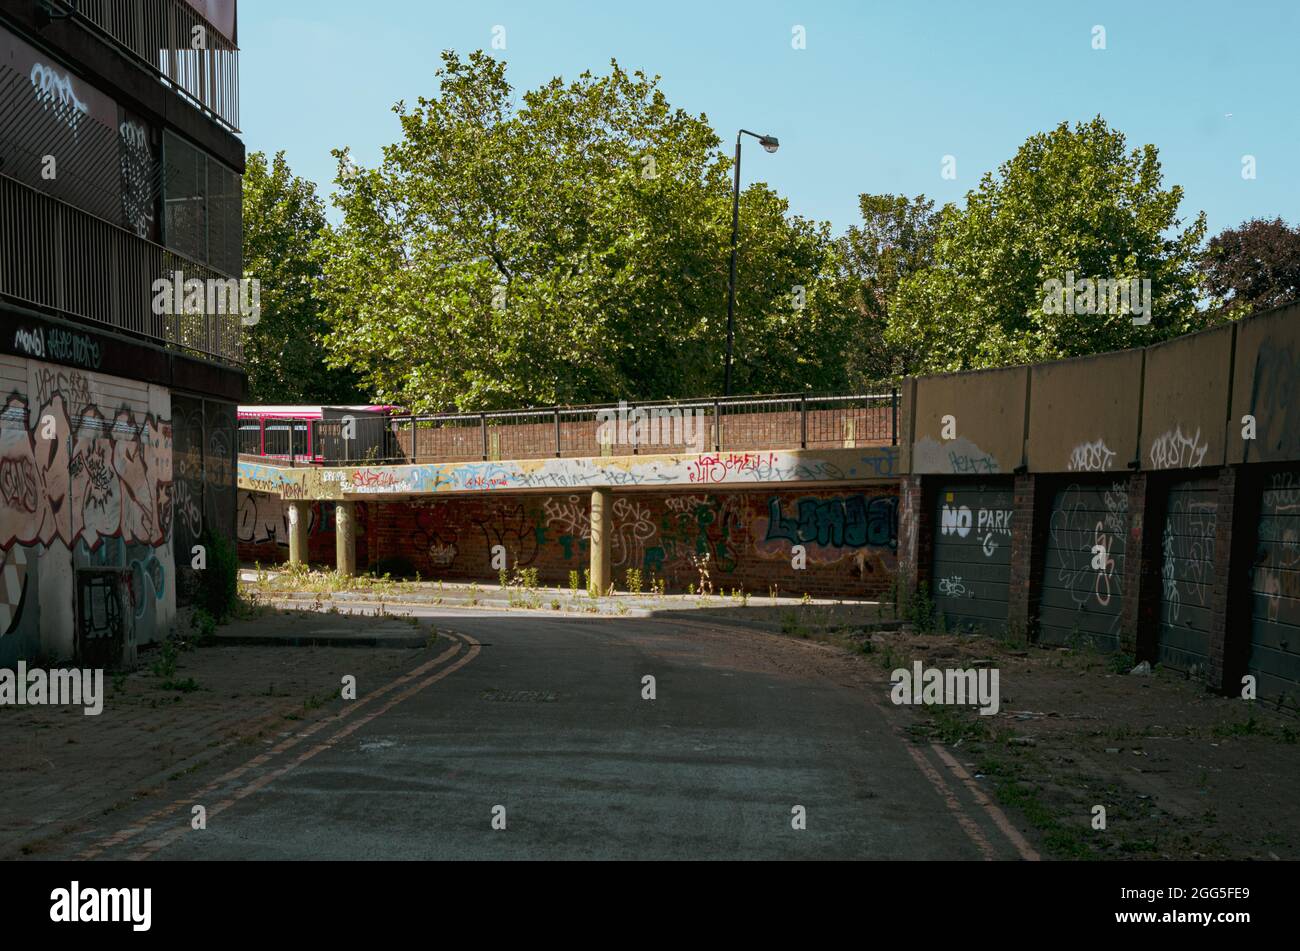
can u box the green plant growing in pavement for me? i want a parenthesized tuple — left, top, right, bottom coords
(190, 607, 217, 645)
(904, 581, 937, 633)
(150, 638, 180, 680)
(197, 527, 239, 623)
(499, 567, 508, 589)
(624, 568, 642, 595)
(569, 570, 580, 596)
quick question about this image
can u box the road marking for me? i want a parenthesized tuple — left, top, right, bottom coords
(931, 743, 1041, 861)
(667, 615, 1038, 860)
(79, 632, 473, 860)
(127, 631, 481, 860)
(900, 743, 997, 860)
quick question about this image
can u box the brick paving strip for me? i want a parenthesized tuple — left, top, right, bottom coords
(0, 627, 462, 860)
(122, 632, 480, 860)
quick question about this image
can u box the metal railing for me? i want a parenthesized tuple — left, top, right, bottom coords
(0, 172, 244, 365)
(248, 390, 899, 468)
(75, 0, 240, 132)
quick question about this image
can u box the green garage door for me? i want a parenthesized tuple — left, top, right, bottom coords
(931, 482, 1014, 633)
(1040, 479, 1129, 649)
(1157, 477, 1219, 673)
(1249, 470, 1300, 705)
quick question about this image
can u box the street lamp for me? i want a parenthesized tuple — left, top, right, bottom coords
(724, 129, 780, 396)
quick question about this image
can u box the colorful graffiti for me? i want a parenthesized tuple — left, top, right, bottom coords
(241, 488, 900, 596)
(236, 446, 901, 500)
(1, 358, 174, 664)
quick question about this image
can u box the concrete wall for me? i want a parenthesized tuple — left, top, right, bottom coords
(1231, 303, 1300, 465)
(1027, 348, 1144, 473)
(910, 365, 1028, 475)
(897, 301, 1300, 707)
(0, 355, 176, 666)
(1140, 324, 1233, 471)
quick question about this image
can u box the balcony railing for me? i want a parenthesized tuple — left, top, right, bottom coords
(242, 392, 900, 468)
(75, 0, 240, 132)
(1, 172, 244, 366)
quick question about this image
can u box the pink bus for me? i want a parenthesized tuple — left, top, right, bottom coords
(237, 405, 402, 463)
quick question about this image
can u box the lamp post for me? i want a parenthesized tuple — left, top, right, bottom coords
(724, 128, 779, 397)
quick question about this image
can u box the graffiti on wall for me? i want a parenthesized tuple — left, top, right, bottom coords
(237, 446, 901, 499)
(1067, 439, 1116, 473)
(1257, 471, 1300, 623)
(1149, 426, 1209, 470)
(1, 362, 173, 658)
(238, 488, 901, 589)
(1161, 498, 1216, 622)
(1049, 481, 1127, 616)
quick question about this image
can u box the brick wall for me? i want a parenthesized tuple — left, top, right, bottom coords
(1007, 473, 1048, 642)
(238, 497, 369, 569)
(238, 486, 900, 599)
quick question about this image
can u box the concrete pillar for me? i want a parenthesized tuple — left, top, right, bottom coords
(590, 488, 613, 595)
(336, 501, 357, 577)
(287, 500, 310, 567)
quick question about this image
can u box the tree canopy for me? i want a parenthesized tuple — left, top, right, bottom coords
(242, 150, 361, 403)
(318, 51, 847, 412)
(884, 117, 1213, 374)
(1203, 217, 1300, 317)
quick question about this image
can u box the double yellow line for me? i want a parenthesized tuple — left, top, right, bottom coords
(80, 627, 480, 861)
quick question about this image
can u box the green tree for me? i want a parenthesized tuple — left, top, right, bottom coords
(885, 117, 1212, 373)
(242, 150, 361, 403)
(834, 193, 939, 381)
(319, 51, 846, 411)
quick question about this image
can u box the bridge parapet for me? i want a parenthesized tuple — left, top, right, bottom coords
(238, 446, 902, 500)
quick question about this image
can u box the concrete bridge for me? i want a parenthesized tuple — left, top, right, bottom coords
(238, 301, 1300, 706)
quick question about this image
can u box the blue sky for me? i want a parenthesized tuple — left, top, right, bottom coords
(239, 0, 1298, 237)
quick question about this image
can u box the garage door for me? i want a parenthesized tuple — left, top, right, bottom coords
(931, 482, 1014, 633)
(1040, 479, 1129, 649)
(1157, 477, 1219, 673)
(1249, 469, 1300, 704)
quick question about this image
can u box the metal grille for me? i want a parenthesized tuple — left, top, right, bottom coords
(75, 0, 241, 132)
(258, 391, 900, 467)
(0, 172, 244, 365)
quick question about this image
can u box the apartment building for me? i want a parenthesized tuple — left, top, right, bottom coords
(0, 0, 245, 667)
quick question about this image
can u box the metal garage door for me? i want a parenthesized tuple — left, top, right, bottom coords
(1249, 469, 1300, 704)
(1040, 479, 1129, 649)
(1157, 477, 1219, 673)
(931, 482, 1014, 633)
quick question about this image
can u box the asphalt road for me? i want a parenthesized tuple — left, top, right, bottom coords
(79, 607, 1037, 860)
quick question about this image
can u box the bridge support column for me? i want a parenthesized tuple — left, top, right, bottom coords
(590, 488, 613, 595)
(287, 501, 310, 567)
(336, 501, 357, 577)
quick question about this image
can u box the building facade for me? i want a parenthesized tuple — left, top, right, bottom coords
(0, 0, 244, 668)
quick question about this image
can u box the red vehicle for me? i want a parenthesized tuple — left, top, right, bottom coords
(237, 405, 402, 463)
